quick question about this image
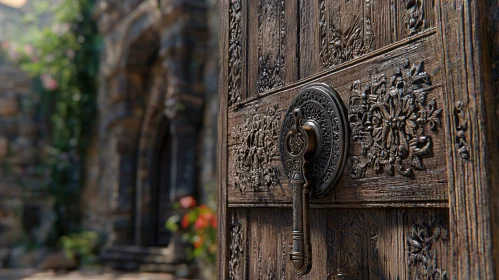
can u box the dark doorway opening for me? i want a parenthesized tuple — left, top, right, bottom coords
(151, 117, 173, 246)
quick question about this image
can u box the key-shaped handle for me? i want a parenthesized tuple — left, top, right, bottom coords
(285, 109, 319, 276)
(279, 83, 350, 277)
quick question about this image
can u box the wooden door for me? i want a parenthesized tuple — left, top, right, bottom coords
(217, 1, 499, 279)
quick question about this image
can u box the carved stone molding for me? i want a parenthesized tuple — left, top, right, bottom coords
(454, 101, 469, 160)
(257, 0, 285, 93)
(405, 0, 425, 35)
(229, 213, 244, 280)
(231, 106, 281, 192)
(407, 222, 448, 280)
(348, 60, 442, 178)
(228, 0, 242, 106)
(319, 0, 373, 69)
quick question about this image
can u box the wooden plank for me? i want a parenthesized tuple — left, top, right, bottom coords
(217, 0, 230, 278)
(436, 0, 499, 278)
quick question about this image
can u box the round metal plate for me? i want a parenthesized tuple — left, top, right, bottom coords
(279, 83, 349, 197)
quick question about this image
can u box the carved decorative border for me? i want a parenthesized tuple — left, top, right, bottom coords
(228, 0, 242, 106)
(229, 213, 244, 280)
(454, 101, 469, 160)
(348, 60, 442, 178)
(257, 0, 285, 93)
(319, 0, 373, 69)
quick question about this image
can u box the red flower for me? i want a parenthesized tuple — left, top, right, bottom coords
(181, 214, 190, 228)
(179, 196, 196, 208)
(195, 212, 215, 230)
(211, 216, 217, 228)
(195, 215, 209, 230)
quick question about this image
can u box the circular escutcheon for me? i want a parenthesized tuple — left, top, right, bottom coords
(279, 83, 349, 197)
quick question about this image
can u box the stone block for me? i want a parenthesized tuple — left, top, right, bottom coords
(0, 95, 18, 116)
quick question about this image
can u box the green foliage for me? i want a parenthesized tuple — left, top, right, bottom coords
(60, 231, 101, 266)
(9, 0, 100, 244)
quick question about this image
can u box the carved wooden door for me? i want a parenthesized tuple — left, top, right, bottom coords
(217, 0, 499, 279)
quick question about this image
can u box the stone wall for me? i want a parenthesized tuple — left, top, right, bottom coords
(0, 50, 54, 267)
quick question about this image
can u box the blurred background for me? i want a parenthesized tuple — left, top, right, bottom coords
(0, 0, 219, 279)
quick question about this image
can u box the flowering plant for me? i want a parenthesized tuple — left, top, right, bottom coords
(165, 196, 217, 264)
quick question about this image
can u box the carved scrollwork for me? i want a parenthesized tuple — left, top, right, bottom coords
(406, 0, 425, 35)
(228, 0, 242, 106)
(319, 0, 373, 69)
(232, 106, 281, 192)
(257, 0, 285, 93)
(348, 60, 442, 178)
(407, 222, 448, 280)
(229, 214, 244, 280)
(454, 101, 469, 160)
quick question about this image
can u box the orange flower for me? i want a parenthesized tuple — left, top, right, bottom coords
(179, 196, 196, 208)
(194, 235, 205, 248)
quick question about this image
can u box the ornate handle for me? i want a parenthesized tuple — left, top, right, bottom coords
(279, 84, 349, 277)
(285, 109, 318, 276)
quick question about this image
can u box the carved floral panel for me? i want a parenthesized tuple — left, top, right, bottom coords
(326, 211, 381, 279)
(257, 0, 285, 93)
(319, 0, 373, 69)
(405, 0, 425, 36)
(348, 60, 443, 178)
(407, 221, 448, 279)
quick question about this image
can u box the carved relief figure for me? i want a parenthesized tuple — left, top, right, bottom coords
(348, 60, 442, 178)
(257, 0, 285, 93)
(319, 0, 373, 69)
(232, 106, 281, 192)
(406, 0, 425, 35)
(407, 222, 448, 279)
(228, 0, 242, 106)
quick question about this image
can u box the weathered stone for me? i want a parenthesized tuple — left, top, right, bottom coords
(39, 252, 78, 271)
(0, 137, 8, 159)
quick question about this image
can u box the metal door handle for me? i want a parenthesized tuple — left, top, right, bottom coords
(279, 84, 349, 276)
(285, 108, 317, 276)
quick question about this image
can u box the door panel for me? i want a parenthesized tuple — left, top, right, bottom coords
(228, 208, 449, 280)
(219, 0, 499, 279)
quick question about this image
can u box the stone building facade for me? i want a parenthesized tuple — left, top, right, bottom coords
(83, 0, 219, 272)
(0, 0, 218, 272)
(0, 2, 54, 267)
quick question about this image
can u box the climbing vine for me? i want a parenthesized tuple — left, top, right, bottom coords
(10, 0, 99, 243)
